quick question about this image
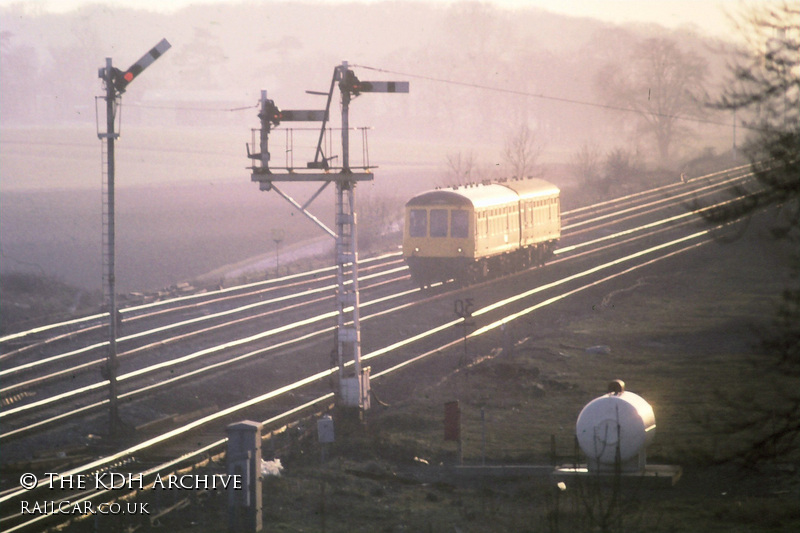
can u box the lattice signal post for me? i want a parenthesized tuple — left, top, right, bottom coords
(97, 39, 170, 436)
(248, 61, 408, 414)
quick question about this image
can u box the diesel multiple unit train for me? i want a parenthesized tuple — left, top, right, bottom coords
(402, 177, 561, 287)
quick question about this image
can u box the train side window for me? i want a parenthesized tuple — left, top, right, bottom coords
(451, 210, 468, 238)
(409, 209, 427, 237)
(430, 209, 448, 237)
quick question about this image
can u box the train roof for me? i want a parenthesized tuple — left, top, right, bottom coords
(406, 179, 559, 210)
(407, 184, 518, 209)
(502, 178, 560, 200)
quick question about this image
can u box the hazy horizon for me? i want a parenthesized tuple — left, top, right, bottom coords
(0, 0, 748, 292)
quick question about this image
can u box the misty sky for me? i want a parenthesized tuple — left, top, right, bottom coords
(1, 0, 740, 38)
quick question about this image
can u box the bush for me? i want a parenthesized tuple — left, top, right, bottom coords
(0, 272, 101, 334)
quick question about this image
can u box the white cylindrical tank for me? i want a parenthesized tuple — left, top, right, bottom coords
(576, 380, 656, 472)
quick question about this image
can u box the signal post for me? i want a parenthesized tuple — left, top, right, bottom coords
(97, 39, 170, 436)
(248, 61, 407, 416)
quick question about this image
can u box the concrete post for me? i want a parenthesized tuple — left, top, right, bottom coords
(227, 420, 262, 533)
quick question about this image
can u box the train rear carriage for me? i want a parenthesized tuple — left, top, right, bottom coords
(504, 178, 560, 264)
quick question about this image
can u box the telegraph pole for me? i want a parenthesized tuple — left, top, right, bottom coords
(97, 39, 170, 436)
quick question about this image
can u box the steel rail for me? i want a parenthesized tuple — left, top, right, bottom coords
(120, 257, 404, 326)
(562, 170, 753, 231)
(561, 163, 751, 217)
(0, 282, 420, 427)
(0, 226, 713, 531)
(0, 393, 337, 533)
(555, 194, 756, 256)
(0, 263, 408, 386)
(0, 252, 401, 347)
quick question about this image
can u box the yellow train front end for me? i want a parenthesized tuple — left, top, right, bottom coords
(402, 189, 476, 287)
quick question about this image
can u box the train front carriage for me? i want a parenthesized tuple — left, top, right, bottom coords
(403, 189, 475, 287)
(402, 184, 520, 287)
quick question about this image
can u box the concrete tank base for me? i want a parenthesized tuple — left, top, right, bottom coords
(552, 464, 682, 489)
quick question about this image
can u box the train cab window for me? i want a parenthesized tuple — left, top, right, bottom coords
(451, 210, 468, 238)
(409, 209, 428, 237)
(430, 209, 448, 237)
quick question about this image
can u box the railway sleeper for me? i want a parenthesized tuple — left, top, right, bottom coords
(0, 390, 36, 407)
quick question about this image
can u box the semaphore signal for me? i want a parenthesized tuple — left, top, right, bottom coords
(246, 61, 408, 416)
(110, 39, 171, 93)
(96, 39, 170, 437)
(257, 99, 328, 128)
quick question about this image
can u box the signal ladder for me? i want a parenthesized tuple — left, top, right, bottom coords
(335, 183, 367, 409)
(100, 138, 112, 306)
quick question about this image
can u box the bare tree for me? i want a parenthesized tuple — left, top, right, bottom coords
(358, 192, 403, 250)
(503, 124, 543, 179)
(572, 143, 602, 187)
(702, 1, 800, 464)
(708, 2, 800, 228)
(442, 151, 478, 186)
(596, 37, 708, 163)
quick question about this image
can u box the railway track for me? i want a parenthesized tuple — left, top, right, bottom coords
(0, 164, 762, 531)
(0, 164, 751, 357)
(0, 165, 757, 435)
(0, 258, 407, 392)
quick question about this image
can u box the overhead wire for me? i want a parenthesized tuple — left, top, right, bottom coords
(124, 102, 258, 113)
(352, 63, 769, 133)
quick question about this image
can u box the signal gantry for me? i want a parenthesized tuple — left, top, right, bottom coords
(247, 61, 408, 414)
